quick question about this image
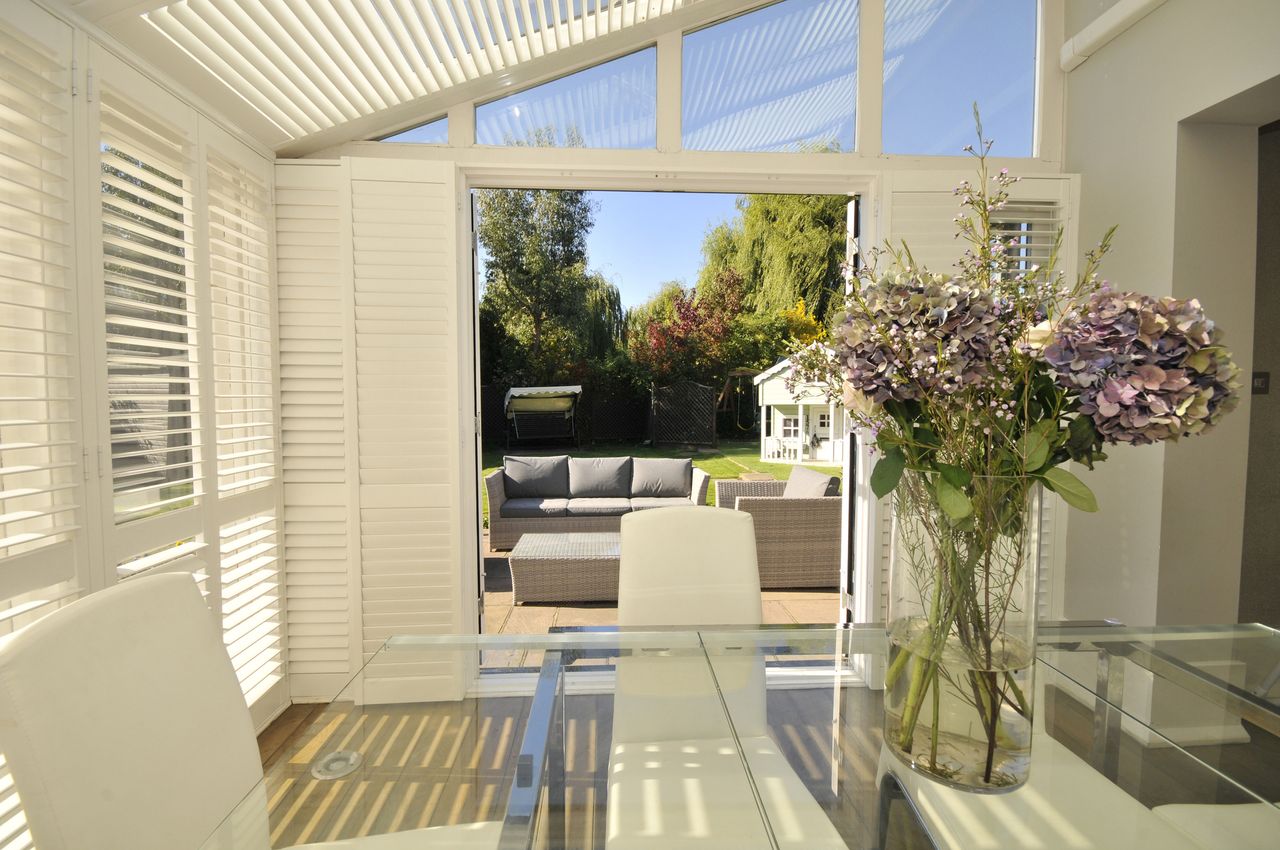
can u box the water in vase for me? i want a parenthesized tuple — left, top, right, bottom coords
(884, 616, 1034, 792)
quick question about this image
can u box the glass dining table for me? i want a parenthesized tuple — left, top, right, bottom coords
(199, 624, 1280, 850)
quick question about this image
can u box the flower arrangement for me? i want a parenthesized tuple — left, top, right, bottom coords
(791, 111, 1240, 791)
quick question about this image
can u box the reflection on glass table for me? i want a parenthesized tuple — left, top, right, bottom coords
(199, 626, 1279, 850)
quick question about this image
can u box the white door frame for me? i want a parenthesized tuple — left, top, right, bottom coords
(454, 162, 880, 633)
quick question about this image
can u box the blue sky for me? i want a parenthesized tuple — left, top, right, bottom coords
(466, 0, 1038, 310)
(586, 192, 740, 308)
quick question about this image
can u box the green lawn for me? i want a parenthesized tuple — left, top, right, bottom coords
(480, 440, 842, 524)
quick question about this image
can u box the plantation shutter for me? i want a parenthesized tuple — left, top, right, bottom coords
(882, 173, 1077, 622)
(99, 82, 201, 527)
(350, 158, 465, 703)
(220, 513, 282, 707)
(206, 127, 284, 720)
(0, 9, 81, 599)
(209, 151, 274, 497)
(275, 161, 355, 700)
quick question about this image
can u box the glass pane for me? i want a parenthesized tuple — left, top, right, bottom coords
(682, 0, 858, 153)
(475, 49, 656, 149)
(380, 116, 448, 144)
(883, 0, 1037, 156)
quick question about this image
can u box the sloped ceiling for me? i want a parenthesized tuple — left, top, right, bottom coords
(59, 0, 775, 154)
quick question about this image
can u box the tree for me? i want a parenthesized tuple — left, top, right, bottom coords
(477, 186, 623, 382)
(697, 193, 849, 320)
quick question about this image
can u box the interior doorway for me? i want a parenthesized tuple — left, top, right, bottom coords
(1241, 119, 1280, 627)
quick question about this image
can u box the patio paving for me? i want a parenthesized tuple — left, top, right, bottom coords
(481, 536, 841, 637)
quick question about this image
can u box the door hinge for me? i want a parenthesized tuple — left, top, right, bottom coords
(86, 67, 95, 103)
(70, 60, 78, 97)
(96, 445, 107, 479)
(474, 413, 482, 435)
(81, 447, 90, 480)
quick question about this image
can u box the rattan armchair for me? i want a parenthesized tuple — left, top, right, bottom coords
(715, 479, 841, 589)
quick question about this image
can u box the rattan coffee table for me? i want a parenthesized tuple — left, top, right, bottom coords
(507, 532, 620, 604)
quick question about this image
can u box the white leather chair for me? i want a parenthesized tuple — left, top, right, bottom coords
(608, 506, 845, 849)
(0, 572, 500, 850)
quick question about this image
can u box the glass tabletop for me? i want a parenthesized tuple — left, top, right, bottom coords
(199, 625, 1280, 850)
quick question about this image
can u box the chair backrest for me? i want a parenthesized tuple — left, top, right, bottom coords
(616, 506, 765, 742)
(0, 573, 264, 850)
(618, 505, 762, 627)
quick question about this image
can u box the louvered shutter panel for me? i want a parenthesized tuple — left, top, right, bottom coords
(219, 513, 282, 706)
(209, 152, 274, 497)
(0, 13, 80, 599)
(99, 89, 201, 524)
(885, 174, 1076, 623)
(206, 131, 284, 716)
(275, 162, 355, 700)
(350, 159, 462, 703)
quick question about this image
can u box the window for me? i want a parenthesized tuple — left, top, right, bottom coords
(683, 0, 858, 152)
(475, 49, 656, 148)
(99, 92, 199, 523)
(818, 413, 831, 429)
(782, 417, 800, 440)
(0, 18, 79, 597)
(883, 0, 1037, 156)
(381, 116, 448, 144)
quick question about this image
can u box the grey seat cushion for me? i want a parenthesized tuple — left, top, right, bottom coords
(503, 455, 570, 498)
(500, 498, 570, 518)
(569, 457, 632, 498)
(565, 498, 631, 517)
(783, 465, 840, 498)
(629, 497, 693, 511)
(630, 458, 693, 498)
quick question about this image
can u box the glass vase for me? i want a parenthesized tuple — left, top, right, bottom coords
(883, 470, 1042, 793)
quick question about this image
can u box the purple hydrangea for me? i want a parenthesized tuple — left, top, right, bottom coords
(1043, 291, 1239, 444)
(833, 271, 1015, 404)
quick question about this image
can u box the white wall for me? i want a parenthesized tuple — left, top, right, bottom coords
(1062, 0, 1280, 625)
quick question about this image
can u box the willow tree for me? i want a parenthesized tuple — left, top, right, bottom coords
(698, 192, 849, 321)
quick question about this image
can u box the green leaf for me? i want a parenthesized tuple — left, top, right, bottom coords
(1018, 428, 1051, 472)
(937, 463, 972, 489)
(1034, 418, 1064, 447)
(870, 448, 906, 499)
(935, 477, 974, 521)
(1041, 466, 1098, 512)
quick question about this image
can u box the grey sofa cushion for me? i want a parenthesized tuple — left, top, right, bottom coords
(630, 458, 692, 498)
(500, 497, 569, 518)
(569, 457, 632, 498)
(566, 498, 631, 517)
(629, 497, 693, 511)
(503, 455, 570, 499)
(783, 465, 840, 498)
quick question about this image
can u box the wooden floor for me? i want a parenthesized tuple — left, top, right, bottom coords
(256, 680, 1280, 849)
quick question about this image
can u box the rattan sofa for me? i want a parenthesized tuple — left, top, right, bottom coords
(486, 456, 710, 550)
(715, 477, 841, 588)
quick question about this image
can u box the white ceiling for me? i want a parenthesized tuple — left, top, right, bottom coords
(60, 0, 774, 154)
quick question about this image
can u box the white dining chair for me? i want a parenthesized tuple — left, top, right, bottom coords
(0, 572, 500, 850)
(609, 506, 845, 849)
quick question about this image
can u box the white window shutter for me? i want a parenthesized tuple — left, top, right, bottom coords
(350, 159, 462, 703)
(219, 512, 282, 707)
(209, 152, 274, 498)
(0, 7, 81, 600)
(879, 172, 1077, 623)
(275, 161, 355, 700)
(99, 84, 201, 525)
